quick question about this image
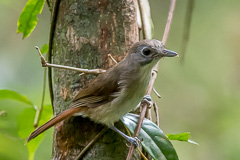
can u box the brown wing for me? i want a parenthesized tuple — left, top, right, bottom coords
(27, 64, 122, 143)
(70, 64, 121, 108)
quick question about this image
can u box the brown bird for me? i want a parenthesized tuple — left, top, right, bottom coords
(27, 39, 178, 146)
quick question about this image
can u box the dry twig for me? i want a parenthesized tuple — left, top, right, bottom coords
(153, 87, 161, 98)
(137, 0, 147, 39)
(153, 102, 160, 127)
(35, 47, 106, 74)
(108, 54, 118, 64)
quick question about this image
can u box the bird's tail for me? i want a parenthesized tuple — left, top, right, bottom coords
(27, 107, 83, 143)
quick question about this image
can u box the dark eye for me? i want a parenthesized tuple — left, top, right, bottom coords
(142, 48, 151, 56)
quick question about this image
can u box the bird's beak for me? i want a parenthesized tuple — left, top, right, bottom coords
(162, 49, 179, 57)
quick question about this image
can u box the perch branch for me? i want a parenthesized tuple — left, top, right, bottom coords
(126, 0, 176, 159)
(35, 47, 106, 74)
(123, 125, 148, 160)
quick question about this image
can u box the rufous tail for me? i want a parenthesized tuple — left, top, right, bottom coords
(27, 107, 83, 143)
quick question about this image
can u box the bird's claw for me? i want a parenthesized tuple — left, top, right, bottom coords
(127, 136, 141, 148)
(142, 95, 153, 108)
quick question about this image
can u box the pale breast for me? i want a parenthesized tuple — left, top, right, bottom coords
(84, 70, 151, 126)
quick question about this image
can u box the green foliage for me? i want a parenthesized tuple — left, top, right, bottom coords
(18, 108, 44, 160)
(17, 0, 45, 39)
(0, 89, 33, 106)
(17, 105, 52, 160)
(167, 133, 199, 145)
(40, 44, 49, 54)
(0, 89, 52, 160)
(122, 113, 178, 160)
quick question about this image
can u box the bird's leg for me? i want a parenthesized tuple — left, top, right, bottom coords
(142, 95, 153, 108)
(109, 126, 140, 148)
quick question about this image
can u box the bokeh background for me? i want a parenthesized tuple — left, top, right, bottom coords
(0, 0, 240, 159)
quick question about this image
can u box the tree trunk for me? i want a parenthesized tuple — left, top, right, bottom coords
(49, 0, 139, 159)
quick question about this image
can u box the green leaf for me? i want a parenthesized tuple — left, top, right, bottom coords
(18, 107, 44, 160)
(27, 134, 44, 160)
(17, 0, 45, 39)
(40, 44, 49, 54)
(167, 133, 199, 145)
(18, 105, 53, 160)
(122, 113, 178, 160)
(0, 89, 33, 106)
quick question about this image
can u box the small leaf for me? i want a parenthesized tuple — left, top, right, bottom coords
(40, 44, 49, 54)
(17, 0, 45, 38)
(122, 113, 178, 160)
(167, 133, 199, 145)
(0, 89, 33, 106)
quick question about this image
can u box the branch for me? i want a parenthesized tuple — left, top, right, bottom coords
(123, 125, 148, 160)
(162, 0, 176, 45)
(108, 54, 118, 64)
(126, 0, 176, 159)
(153, 102, 160, 126)
(33, 67, 47, 128)
(137, 0, 147, 39)
(153, 87, 161, 98)
(35, 47, 106, 74)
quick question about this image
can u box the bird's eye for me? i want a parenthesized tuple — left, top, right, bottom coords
(142, 48, 151, 56)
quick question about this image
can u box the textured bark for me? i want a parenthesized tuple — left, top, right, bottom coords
(50, 0, 139, 159)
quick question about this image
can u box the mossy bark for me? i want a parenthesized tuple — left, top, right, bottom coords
(49, 0, 139, 159)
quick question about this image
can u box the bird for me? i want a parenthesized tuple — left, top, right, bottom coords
(27, 39, 178, 147)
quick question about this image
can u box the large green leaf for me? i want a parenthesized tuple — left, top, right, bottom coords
(18, 108, 44, 160)
(122, 113, 178, 160)
(167, 132, 199, 145)
(18, 105, 53, 160)
(17, 0, 45, 38)
(0, 89, 33, 106)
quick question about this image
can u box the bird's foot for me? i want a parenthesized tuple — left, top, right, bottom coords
(126, 136, 141, 148)
(142, 95, 153, 108)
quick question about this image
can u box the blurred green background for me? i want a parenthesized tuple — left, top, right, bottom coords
(0, 0, 240, 159)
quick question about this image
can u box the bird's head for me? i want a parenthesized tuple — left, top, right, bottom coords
(129, 39, 178, 67)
